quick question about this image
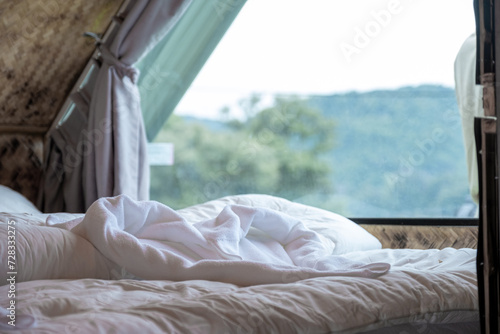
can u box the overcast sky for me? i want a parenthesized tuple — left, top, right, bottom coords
(176, 0, 476, 119)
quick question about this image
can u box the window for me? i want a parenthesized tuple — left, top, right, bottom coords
(137, 0, 477, 218)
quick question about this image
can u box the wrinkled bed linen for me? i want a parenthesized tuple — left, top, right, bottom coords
(1, 248, 477, 334)
(0, 191, 478, 333)
(44, 195, 390, 285)
(0, 194, 385, 284)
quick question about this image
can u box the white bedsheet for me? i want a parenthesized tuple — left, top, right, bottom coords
(0, 191, 478, 333)
(42, 195, 389, 286)
(2, 248, 478, 334)
(1, 194, 385, 285)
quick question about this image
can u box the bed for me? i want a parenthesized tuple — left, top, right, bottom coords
(0, 185, 479, 333)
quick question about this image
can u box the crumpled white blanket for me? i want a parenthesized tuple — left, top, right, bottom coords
(48, 195, 390, 286)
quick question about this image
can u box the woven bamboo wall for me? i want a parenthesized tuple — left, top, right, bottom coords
(360, 224, 478, 249)
(0, 135, 44, 203)
(0, 0, 122, 202)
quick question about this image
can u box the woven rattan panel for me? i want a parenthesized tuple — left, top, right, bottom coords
(0, 134, 43, 204)
(360, 224, 478, 249)
(0, 0, 122, 129)
(0, 0, 122, 202)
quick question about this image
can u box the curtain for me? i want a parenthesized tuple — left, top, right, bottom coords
(38, 0, 191, 213)
(454, 33, 483, 205)
(136, 0, 247, 141)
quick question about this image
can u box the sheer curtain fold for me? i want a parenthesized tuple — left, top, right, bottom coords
(38, 0, 192, 213)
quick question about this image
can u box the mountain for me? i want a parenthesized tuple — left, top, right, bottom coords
(305, 85, 473, 217)
(170, 85, 475, 217)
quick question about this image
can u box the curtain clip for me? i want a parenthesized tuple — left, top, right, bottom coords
(83, 31, 103, 46)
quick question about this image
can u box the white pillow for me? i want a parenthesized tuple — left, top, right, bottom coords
(0, 214, 112, 283)
(178, 194, 382, 254)
(0, 185, 41, 214)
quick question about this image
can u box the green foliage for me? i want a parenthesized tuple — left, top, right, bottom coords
(307, 85, 472, 217)
(150, 96, 335, 209)
(150, 85, 474, 217)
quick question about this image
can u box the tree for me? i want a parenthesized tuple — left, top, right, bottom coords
(150, 95, 336, 209)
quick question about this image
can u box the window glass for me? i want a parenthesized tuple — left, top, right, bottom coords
(143, 0, 477, 217)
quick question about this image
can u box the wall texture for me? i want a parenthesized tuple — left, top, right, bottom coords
(0, 0, 122, 203)
(360, 224, 478, 249)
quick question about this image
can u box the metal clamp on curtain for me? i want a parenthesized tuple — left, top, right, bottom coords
(98, 45, 139, 83)
(83, 31, 103, 45)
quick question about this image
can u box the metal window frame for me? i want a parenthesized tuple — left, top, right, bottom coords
(474, 0, 500, 333)
(350, 218, 479, 226)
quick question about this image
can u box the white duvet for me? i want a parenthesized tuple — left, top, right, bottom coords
(2, 248, 478, 333)
(0, 189, 479, 333)
(43, 195, 390, 286)
(0, 192, 386, 285)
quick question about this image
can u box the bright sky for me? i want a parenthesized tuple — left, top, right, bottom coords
(175, 0, 476, 119)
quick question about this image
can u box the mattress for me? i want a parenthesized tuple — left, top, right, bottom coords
(0, 248, 477, 333)
(0, 186, 479, 333)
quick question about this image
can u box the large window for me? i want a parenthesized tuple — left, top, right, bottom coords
(138, 0, 477, 218)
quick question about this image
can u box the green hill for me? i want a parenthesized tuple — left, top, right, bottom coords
(305, 85, 473, 217)
(151, 85, 475, 217)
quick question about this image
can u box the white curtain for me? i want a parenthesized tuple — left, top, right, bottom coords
(454, 33, 483, 205)
(39, 0, 191, 212)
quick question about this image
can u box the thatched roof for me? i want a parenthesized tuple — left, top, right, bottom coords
(0, 0, 122, 202)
